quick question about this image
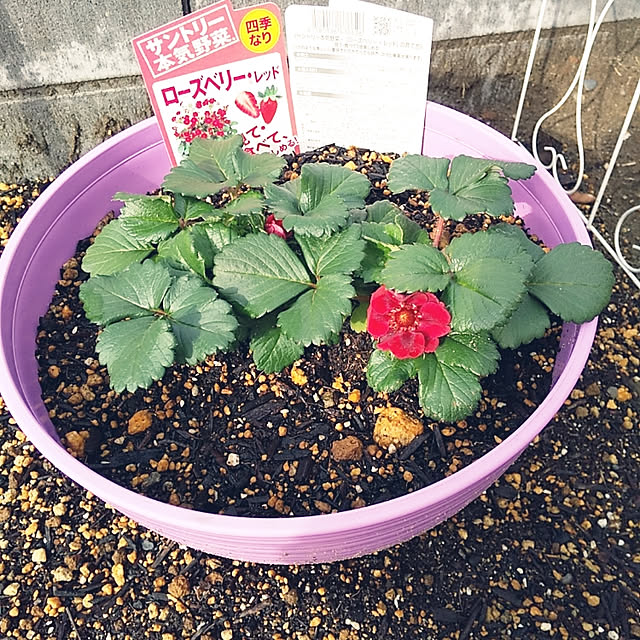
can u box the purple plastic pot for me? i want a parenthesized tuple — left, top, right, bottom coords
(0, 103, 596, 564)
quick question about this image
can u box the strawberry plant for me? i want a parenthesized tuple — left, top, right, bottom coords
(79, 138, 614, 423)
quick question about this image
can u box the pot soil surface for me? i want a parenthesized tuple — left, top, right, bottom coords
(36, 146, 561, 518)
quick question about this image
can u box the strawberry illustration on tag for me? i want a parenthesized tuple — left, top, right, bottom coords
(258, 85, 281, 124)
(235, 91, 260, 118)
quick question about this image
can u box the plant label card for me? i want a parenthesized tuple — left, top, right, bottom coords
(133, 1, 298, 165)
(284, 3, 433, 154)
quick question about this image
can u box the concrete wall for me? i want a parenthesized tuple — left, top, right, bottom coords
(1, 0, 638, 180)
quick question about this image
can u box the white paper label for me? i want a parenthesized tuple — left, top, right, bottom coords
(284, 3, 433, 154)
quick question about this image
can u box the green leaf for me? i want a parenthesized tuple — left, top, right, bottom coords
(443, 258, 527, 331)
(113, 192, 171, 204)
(360, 222, 400, 250)
(366, 349, 416, 393)
(117, 197, 180, 243)
(212, 233, 312, 317)
(492, 293, 551, 349)
(435, 331, 500, 377)
(95, 316, 175, 393)
(350, 299, 369, 332)
(486, 222, 545, 261)
(79, 260, 171, 325)
(157, 229, 207, 279)
(446, 230, 534, 277)
(381, 244, 451, 292)
(387, 155, 450, 193)
(173, 194, 217, 221)
(301, 163, 371, 210)
(366, 200, 403, 222)
(360, 243, 388, 283)
(430, 172, 514, 221)
(192, 222, 238, 268)
(162, 136, 241, 197)
(416, 354, 482, 422)
(233, 151, 286, 187)
(216, 191, 265, 217)
(296, 225, 365, 277)
(81, 219, 154, 275)
(164, 275, 237, 364)
(265, 163, 370, 236)
(527, 243, 614, 323)
(277, 274, 354, 346)
(250, 323, 304, 373)
(447, 156, 535, 193)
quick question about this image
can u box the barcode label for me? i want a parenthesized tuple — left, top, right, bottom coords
(310, 8, 366, 34)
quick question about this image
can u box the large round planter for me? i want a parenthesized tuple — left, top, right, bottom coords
(0, 103, 597, 564)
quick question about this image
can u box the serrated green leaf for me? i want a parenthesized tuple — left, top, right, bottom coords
(213, 233, 312, 317)
(233, 151, 286, 187)
(79, 260, 171, 325)
(192, 222, 238, 269)
(95, 316, 175, 393)
(250, 324, 304, 373)
(487, 222, 545, 261)
(366, 200, 402, 222)
(491, 293, 551, 349)
(416, 353, 482, 422)
(301, 163, 371, 210)
(447, 155, 535, 193)
(430, 172, 514, 221)
(527, 243, 614, 323)
(447, 230, 534, 277)
(157, 229, 207, 279)
(265, 163, 369, 236)
(173, 194, 217, 220)
(435, 331, 500, 377)
(296, 225, 365, 277)
(443, 257, 527, 331)
(216, 191, 265, 217)
(381, 244, 451, 292)
(360, 222, 400, 250)
(81, 219, 154, 275)
(277, 274, 354, 346)
(350, 299, 369, 332)
(366, 349, 416, 393)
(162, 135, 243, 197)
(387, 155, 450, 193)
(360, 243, 388, 283)
(164, 275, 237, 364)
(117, 197, 180, 243)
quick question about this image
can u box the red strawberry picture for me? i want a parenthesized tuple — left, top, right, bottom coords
(258, 85, 282, 124)
(234, 91, 259, 118)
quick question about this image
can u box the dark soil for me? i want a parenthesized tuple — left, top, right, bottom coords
(1, 167, 639, 639)
(35, 146, 560, 518)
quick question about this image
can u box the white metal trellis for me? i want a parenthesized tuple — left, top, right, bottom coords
(511, 0, 640, 290)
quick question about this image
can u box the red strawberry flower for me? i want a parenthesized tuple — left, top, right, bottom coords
(367, 285, 451, 359)
(264, 214, 288, 239)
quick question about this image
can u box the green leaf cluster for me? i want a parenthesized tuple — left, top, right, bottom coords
(387, 154, 536, 220)
(79, 261, 237, 392)
(367, 222, 613, 422)
(78, 135, 614, 427)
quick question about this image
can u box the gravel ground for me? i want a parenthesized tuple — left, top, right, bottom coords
(0, 175, 639, 640)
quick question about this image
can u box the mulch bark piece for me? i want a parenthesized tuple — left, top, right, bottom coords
(1, 166, 639, 640)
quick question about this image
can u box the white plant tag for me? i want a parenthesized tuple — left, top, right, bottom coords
(284, 3, 432, 153)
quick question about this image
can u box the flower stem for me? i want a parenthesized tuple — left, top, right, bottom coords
(432, 215, 445, 250)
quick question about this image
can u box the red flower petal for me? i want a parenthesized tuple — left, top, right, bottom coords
(419, 300, 452, 326)
(423, 335, 441, 353)
(369, 285, 402, 314)
(264, 214, 287, 239)
(378, 331, 425, 359)
(367, 310, 391, 338)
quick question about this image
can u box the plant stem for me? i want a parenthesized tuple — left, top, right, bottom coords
(432, 215, 445, 250)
